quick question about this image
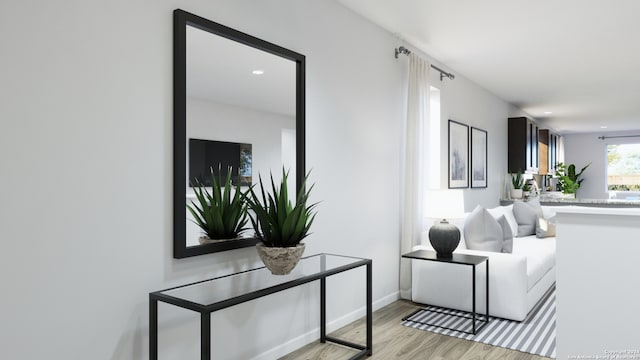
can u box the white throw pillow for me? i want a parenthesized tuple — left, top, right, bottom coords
(497, 215, 514, 253)
(464, 206, 503, 252)
(512, 200, 543, 237)
(487, 205, 518, 237)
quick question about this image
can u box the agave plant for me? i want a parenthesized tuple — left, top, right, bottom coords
(511, 170, 524, 189)
(187, 166, 249, 240)
(245, 168, 318, 247)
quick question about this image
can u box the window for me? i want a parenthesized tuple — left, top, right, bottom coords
(607, 143, 640, 192)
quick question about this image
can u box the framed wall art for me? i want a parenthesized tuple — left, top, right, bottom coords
(448, 120, 469, 188)
(471, 127, 488, 188)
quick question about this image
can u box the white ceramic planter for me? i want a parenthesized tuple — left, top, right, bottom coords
(511, 189, 523, 199)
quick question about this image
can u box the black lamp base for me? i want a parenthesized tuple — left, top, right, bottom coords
(428, 219, 461, 258)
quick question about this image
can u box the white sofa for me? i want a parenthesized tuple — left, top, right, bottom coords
(411, 204, 561, 321)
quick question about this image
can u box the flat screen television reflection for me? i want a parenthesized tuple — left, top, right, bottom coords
(188, 138, 252, 187)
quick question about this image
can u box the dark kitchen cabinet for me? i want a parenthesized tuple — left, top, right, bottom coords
(508, 117, 538, 173)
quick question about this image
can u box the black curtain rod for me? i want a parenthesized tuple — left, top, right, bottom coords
(598, 135, 640, 140)
(394, 46, 455, 81)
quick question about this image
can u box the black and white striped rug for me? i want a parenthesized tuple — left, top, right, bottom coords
(402, 285, 556, 358)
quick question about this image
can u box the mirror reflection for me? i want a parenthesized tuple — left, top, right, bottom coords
(174, 9, 305, 258)
(185, 24, 297, 248)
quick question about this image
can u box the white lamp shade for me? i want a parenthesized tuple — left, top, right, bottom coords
(424, 189, 465, 220)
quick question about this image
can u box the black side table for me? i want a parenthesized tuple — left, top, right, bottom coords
(402, 249, 490, 335)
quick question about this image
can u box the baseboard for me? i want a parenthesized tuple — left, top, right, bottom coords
(252, 291, 399, 360)
(325, 291, 399, 333)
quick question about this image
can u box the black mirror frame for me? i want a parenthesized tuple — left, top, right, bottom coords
(173, 9, 306, 258)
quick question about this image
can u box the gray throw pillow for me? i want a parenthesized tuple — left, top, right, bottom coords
(464, 206, 503, 252)
(536, 216, 557, 238)
(527, 198, 543, 213)
(512, 200, 543, 237)
(497, 215, 514, 253)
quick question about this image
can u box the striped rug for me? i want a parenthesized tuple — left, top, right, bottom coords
(402, 285, 556, 358)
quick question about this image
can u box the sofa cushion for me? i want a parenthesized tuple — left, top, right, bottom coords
(512, 200, 543, 237)
(536, 216, 557, 238)
(464, 206, 503, 252)
(487, 205, 518, 237)
(513, 236, 556, 290)
(497, 215, 514, 253)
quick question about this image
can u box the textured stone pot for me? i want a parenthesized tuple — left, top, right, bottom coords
(428, 220, 461, 258)
(256, 243, 306, 275)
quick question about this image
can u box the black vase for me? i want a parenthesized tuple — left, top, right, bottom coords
(428, 220, 461, 258)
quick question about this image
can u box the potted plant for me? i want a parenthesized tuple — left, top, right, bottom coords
(555, 162, 591, 197)
(511, 170, 524, 199)
(245, 168, 318, 275)
(187, 166, 249, 244)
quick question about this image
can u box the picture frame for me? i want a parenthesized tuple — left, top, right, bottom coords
(471, 127, 488, 188)
(448, 120, 469, 188)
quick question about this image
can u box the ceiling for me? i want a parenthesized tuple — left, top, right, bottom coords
(187, 25, 295, 117)
(337, 0, 640, 134)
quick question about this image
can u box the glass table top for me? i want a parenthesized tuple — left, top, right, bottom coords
(156, 253, 369, 307)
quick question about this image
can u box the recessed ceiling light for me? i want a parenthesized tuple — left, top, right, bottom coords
(252, 70, 264, 75)
(543, 111, 552, 115)
(600, 126, 608, 129)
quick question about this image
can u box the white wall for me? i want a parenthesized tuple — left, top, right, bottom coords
(563, 132, 612, 199)
(395, 47, 514, 211)
(0, 1, 403, 359)
(186, 97, 295, 188)
(0, 1, 520, 359)
(433, 64, 514, 210)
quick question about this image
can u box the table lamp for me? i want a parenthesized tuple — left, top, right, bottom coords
(424, 190, 465, 258)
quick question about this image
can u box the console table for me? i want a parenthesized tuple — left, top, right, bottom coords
(149, 253, 372, 359)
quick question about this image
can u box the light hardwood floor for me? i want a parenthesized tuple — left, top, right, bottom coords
(280, 300, 551, 360)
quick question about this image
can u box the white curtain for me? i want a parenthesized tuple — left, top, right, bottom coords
(400, 53, 430, 299)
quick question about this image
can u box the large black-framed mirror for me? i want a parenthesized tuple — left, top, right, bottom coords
(173, 9, 306, 258)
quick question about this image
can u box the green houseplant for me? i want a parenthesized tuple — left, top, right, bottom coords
(187, 166, 249, 244)
(245, 168, 317, 275)
(511, 170, 524, 199)
(555, 162, 591, 195)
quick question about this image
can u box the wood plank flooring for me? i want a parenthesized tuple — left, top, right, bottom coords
(280, 300, 552, 360)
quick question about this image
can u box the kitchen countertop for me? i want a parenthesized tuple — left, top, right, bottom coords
(500, 196, 640, 208)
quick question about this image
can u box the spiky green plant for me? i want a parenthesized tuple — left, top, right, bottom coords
(245, 168, 318, 247)
(187, 166, 249, 240)
(555, 162, 591, 194)
(511, 170, 524, 189)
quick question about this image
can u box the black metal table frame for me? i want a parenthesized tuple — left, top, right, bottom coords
(402, 250, 490, 335)
(149, 253, 372, 359)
